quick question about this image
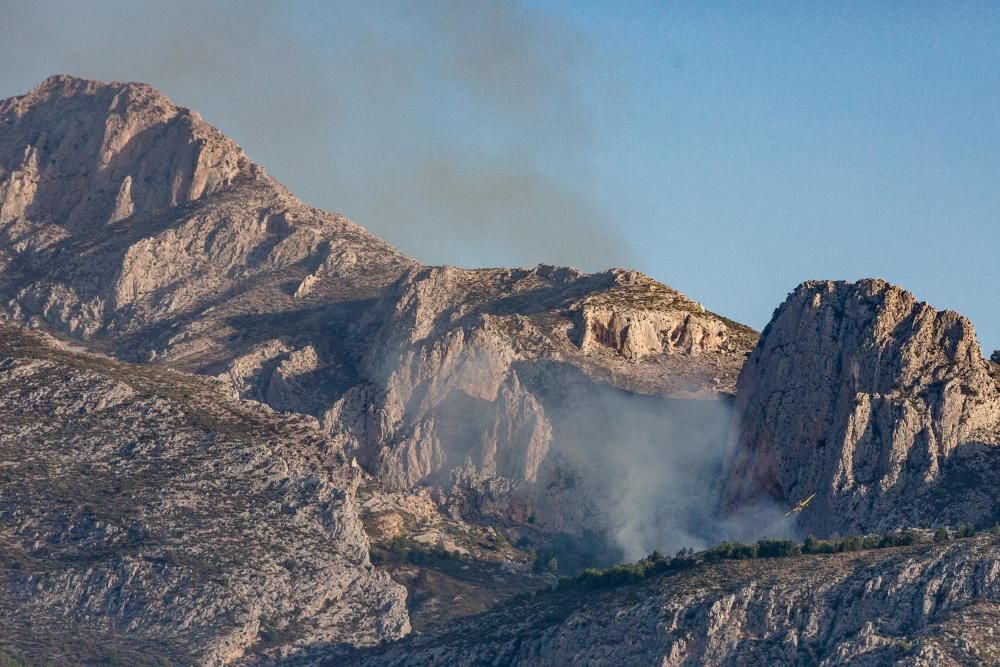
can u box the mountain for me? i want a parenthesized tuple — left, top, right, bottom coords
(0, 74, 411, 351)
(723, 279, 1000, 537)
(0, 76, 756, 560)
(5, 75, 1000, 667)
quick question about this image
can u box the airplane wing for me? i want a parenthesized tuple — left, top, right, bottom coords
(783, 493, 816, 517)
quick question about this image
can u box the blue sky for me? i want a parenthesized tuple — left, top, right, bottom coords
(2, 1, 999, 351)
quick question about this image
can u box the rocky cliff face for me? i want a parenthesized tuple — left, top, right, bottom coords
(0, 75, 251, 230)
(724, 279, 1000, 537)
(325, 264, 751, 552)
(0, 324, 408, 665)
(347, 535, 1000, 666)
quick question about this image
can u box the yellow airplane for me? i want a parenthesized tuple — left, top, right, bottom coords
(784, 493, 816, 517)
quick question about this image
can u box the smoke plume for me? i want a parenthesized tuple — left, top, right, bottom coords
(533, 372, 793, 560)
(0, 0, 630, 271)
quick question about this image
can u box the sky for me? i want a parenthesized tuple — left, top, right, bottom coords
(2, 1, 999, 351)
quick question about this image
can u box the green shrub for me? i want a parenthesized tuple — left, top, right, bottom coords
(756, 538, 801, 558)
(838, 535, 865, 552)
(934, 527, 950, 543)
(879, 530, 921, 547)
(861, 535, 883, 549)
(0, 650, 28, 667)
(378, 536, 462, 564)
(704, 541, 757, 562)
(556, 557, 662, 592)
(803, 535, 838, 554)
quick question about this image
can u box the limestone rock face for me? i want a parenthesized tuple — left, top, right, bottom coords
(349, 536, 1000, 666)
(574, 271, 738, 361)
(723, 279, 1000, 536)
(323, 264, 749, 546)
(0, 75, 252, 229)
(578, 306, 729, 360)
(0, 325, 408, 665)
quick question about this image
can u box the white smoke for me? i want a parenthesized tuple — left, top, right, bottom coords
(535, 377, 793, 560)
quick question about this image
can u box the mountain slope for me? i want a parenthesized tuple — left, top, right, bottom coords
(0, 324, 407, 665)
(346, 534, 1000, 666)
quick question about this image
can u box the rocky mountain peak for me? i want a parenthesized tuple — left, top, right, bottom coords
(724, 278, 1000, 536)
(0, 74, 258, 230)
(0, 76, 412, 341)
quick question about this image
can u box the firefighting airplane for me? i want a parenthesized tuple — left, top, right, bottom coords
(784, 493, 816, 517)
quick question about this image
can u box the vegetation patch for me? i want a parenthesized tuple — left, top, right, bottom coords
(542, 527, 986, 596)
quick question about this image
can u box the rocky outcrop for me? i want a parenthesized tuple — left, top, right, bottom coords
(218, 340, 328, 414)
(346, 536, 1000, 666)
(0, 325, 408, 665)
(724, 279, 1000, 537)
(574, 271, 742, 361)
(578, 306, 730, 360)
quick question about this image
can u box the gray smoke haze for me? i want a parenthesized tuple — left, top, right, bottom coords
(0, 0, 630, 271)
(537, 377, 793, 560)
